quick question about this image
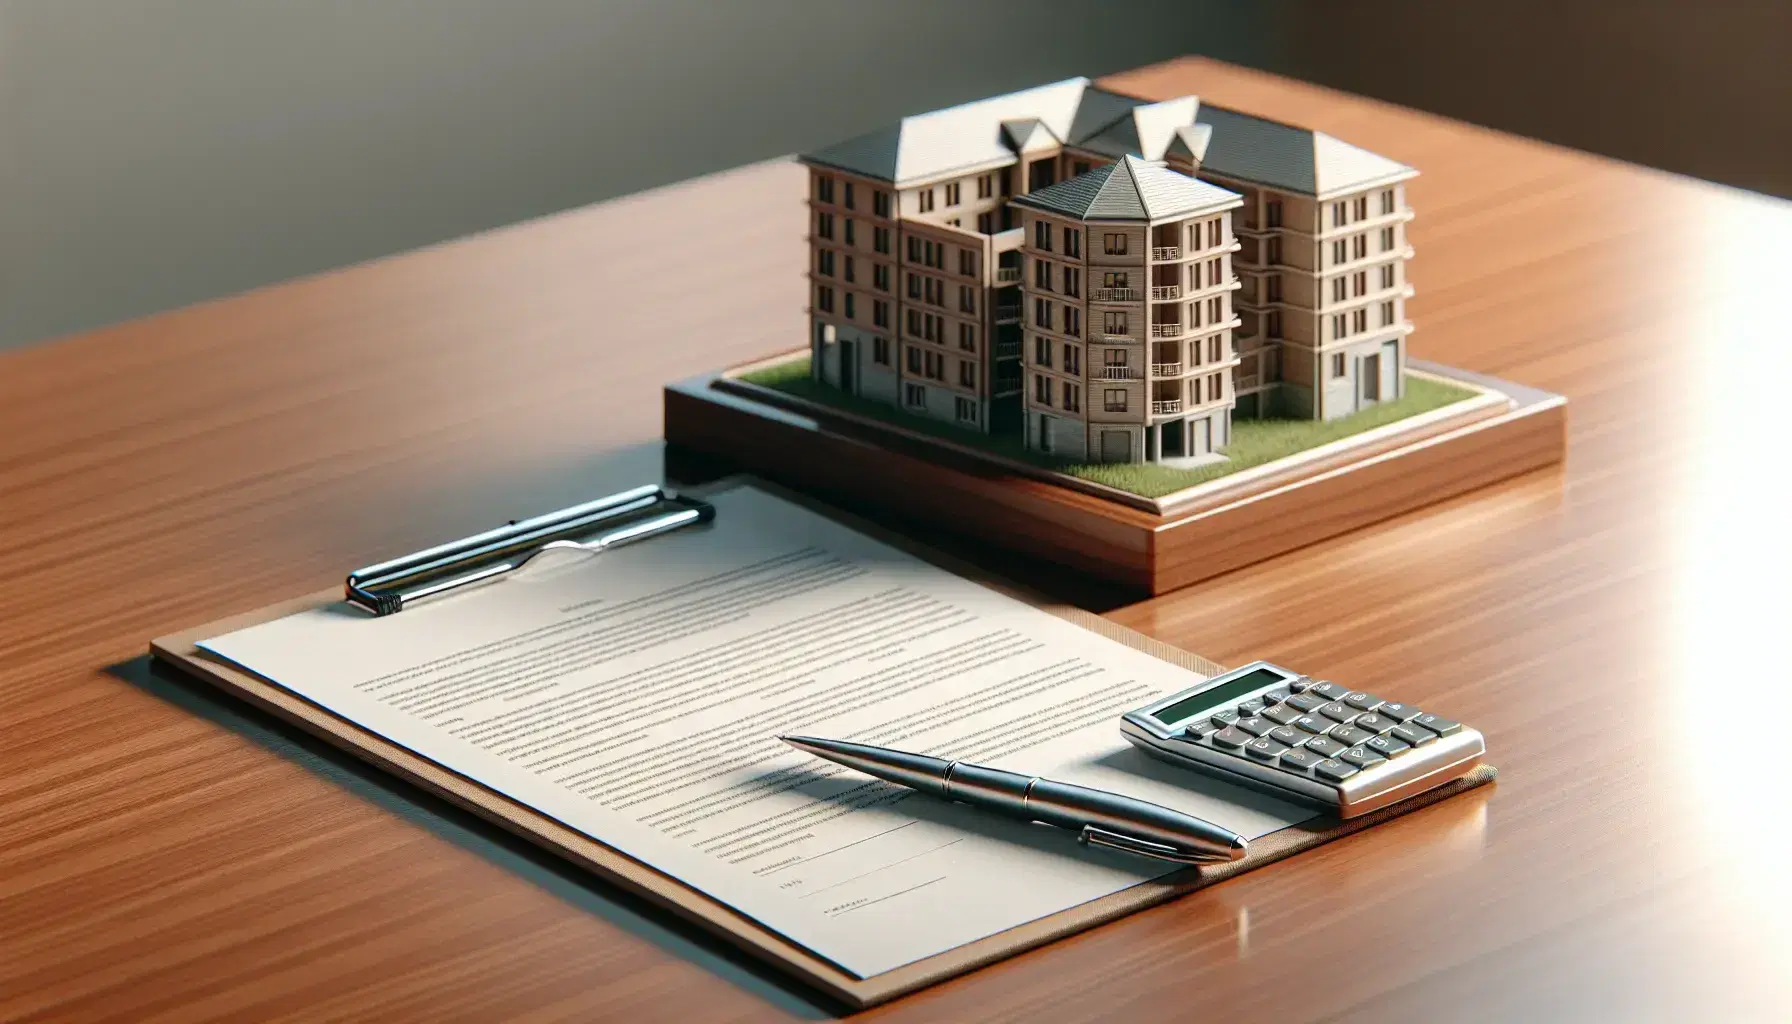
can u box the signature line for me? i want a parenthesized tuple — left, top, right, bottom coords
(827, 876, 947, 917)
(799, 839, 966, 899)
(760, 821, 916, 875)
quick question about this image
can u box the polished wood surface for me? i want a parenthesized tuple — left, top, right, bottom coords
(4, 57, 1789, 1020)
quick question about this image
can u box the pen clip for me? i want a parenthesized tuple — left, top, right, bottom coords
(1078, 825, 1227, 865)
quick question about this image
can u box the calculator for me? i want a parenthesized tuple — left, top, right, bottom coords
(1120, 661, 1485, 818)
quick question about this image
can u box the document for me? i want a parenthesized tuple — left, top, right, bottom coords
(201, 485, 1313, 978)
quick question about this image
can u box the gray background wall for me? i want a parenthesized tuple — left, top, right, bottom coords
(0, 0, 1785, 353)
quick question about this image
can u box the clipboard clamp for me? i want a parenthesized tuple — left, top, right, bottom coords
(344, 484, 715, 616)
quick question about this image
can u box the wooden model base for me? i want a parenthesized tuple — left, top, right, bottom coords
(663, 359, 1565, 595)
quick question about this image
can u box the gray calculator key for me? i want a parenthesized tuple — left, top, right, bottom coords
(1183, 719, 1219, 739)
(1318, 702, 1358, 723)
(1330, 725, 1375, 747)
(1210, 709, 1241, 728)
(1285, 677, 1313, 693)
(1268, 726, 1308, 748)
(1389, 723, 1435, 747)
(1245, 737, 1289, 761)
(1261, 704, 1302, 726)
(1284, 692, 1326, 712)
(1313, 758, 1359, 783)
(1293, 714, 1333, 734)
(1343, 691, 1382, 711)
(1236, 699, 1266, 717)
(1376, 701, 1421, 723)
(1211, 727, 1251, 750)
(1412, 713, 1462, 737)
(1307, 681, 1349, 700)
(1365, 734, 1412, 759)
(1279, 747, 1323, 772)
(1261, 688, 1292, 705)
(1351, 713, 1397, 735)
(1236, 716, 1275, 737)
(1339, 746, 1387, 770)
(1303, 735, 1347, 759)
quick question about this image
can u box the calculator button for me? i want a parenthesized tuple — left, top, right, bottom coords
(1279, 747, 1323, 773)
(1376, 701, 1421, 723)
(1183, 719, 1219, 739)
(1351, 713, 1397, 735)
(1313, 758, 1359, 783)
(1343, 691, 1383, 711)
(1365, 734, 1412, 759)
(1329, 725, 1376, 747)
(1339, 746, 1387, 770)
(1412, 713, 1463, 738)
(1261, 704, 1302, 726)
(1293, 714, 1333, 734)
(1245, 737, 1289, 761)
(1260, 688, 1292, 705)
(1210, 727, 1251, 750)
(1389, 723, 1435, 747)
(1284, 692, 1326, 712)
(1318, 702, 1358, 723)
(1236, 717, 1275, 737)
(1209, 709, 1241, 728)
(1285, 676, 1313, 693)
(1303, 735, 1347, 759)
(1308, 681, 1349, 700)
(1268, 726, 1308, 748)
(1235, 699, 1266, 717)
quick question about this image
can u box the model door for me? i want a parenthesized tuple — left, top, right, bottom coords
(1101, 429, 1132, 462)
(839, 339, 856, 394)
(1361, 353, 1381, 403)
(1379, 340, 1399, 399)
(1194, 418, 1211, 454)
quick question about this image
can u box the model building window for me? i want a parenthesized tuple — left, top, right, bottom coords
(956, 396, 977, 422)
(1103, 271, 1128, 289)
(1063, 227, 1081, 258)
(1034, 258, 1053, 290)
(1352, 309, 1368, 333)
(817, 212, 834, 240)
(958, 250, 975, 276)
(874, 264, 890, 291)
(1034, 336, 1053, 367)
(873, 299, 889, 328)
(817, 250, 835, 277)
(905, 383, 925, 407)
(1331, 353, 1347, 378)
(906, 347, 922, 373)
(906, 309, 921, 336)
(958, 361, 976, 388)
(1189, 339, 1202, 366)
(1209, 372, 1223, 402)
(842, 219, 855, 247)
(1103, 311, 1127, 335)
(817, 286, 834, 312)
(844, 293, 855, 319)
(926, 314, 941, 341)
(874, 189, 891, 218)
(1353, 270, 1367, 296)
(816, 176, 834, 203)
(1104, 348, 1127, 367)
(1063, 343, 1080, 375)
(918, 188, 935, 213)
(1208, 258, 1222, 287)
(906, 273, 921, 299)
(872, 336, 890, 364)
(1332, 313, 1347, 338)
(906, 236, 921, 262)
(960, 285, 976, 313)
(844, 256, 855, 283)
(1380, 189, 1395, 215)
(1380, 226, 1396, 252)
(1209, 336, 1222, 363)
(1331, 276, 1346, 303)
(924, 240, 941, 269)
(1064, 306, 1081, 338)
(1266, 200, 1283, 228)
(1063, 266, 1081, 297)
(959, 322, 977, 351)
(945, 183, 961, 206)
(1353, 234, 1367, 260)
(1380, 264, 1395, 289)
(874, 227, 891, 254)
(1104, 389, 1127, 412)
(1034, 298, 1054, 329)
(1381, 300, 1395, 326)
(977, 174, 993, 199)
(842, 182, 854, 210)
(1332, 202, 1347, 228)
(1190, 301, 1202, 328)
(1063, 383, 1081, 412)
(1033, 220, 1053, 252)
(1034, 374, 1053, 405)
(1208, 218, 1222, 249)
(926, 351, 945, 380)
(1332, 239, 1347, 265)
(1103, 233, 1128, 255)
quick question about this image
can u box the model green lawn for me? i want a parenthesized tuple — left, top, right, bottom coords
(739, 356, 1478, 499)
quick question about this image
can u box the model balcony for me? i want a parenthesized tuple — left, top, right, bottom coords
(995, 304, 1021, 323)
(1100, 331, 1135, 342)
(1150, 322, 1189, 339)
(995, 267, 1021, 284)
(994, 340, 1022, 359)
(1151, 361, 1182, 378)
(1150, 285, 1182, 300)
(1097, 365, 1139, 381)
(1151, 246, 1180, 261)
(1151, 399, 1183, 415)
(1091, 287, 1141, 302)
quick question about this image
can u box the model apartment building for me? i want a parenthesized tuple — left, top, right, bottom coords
(800, 78, 1417, 462)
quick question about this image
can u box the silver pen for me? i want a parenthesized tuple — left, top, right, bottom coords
(779, 735, 1247, 865)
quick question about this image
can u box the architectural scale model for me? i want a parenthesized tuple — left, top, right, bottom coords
(800, 78, 1418, 464)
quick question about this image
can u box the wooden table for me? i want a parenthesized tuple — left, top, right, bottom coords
(5, 57, 1789, 1021)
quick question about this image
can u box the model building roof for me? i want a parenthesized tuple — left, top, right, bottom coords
(1011, 156, 1241, 222)
(801, 78, 1414, 198)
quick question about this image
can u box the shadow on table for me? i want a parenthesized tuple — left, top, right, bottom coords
(108, 654, 845, 1020)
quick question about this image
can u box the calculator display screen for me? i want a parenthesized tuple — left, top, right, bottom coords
(1148, 667, 1288, 726)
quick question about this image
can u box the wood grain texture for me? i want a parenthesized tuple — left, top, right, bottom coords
(5, 56, 1791, 1021)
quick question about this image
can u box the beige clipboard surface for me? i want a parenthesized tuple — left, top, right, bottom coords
(148, 479, 1496, 1009)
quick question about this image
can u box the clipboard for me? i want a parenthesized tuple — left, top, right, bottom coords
(149, 477, 1496, 1009)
